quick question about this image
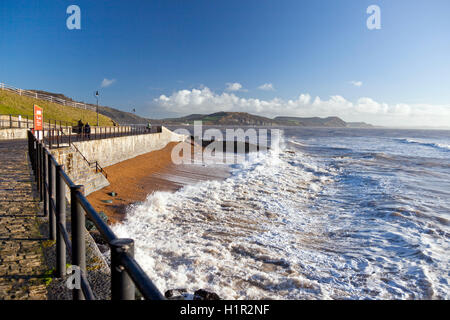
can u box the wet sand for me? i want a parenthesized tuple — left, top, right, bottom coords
(87, 142, 229, 223)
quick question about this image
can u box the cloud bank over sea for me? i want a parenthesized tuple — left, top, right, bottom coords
(154, 86, 450, 127)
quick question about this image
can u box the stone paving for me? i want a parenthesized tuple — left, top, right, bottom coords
(0, 139, 48, 300)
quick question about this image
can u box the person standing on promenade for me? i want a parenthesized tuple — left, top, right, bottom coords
(77, 119, 84, 135)
(84, 122, 91, 139)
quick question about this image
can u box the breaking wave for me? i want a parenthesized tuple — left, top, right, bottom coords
(112, 129, 450, 300)
(396, 138, 450, 152)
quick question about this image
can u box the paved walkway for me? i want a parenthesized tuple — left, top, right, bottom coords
(0, 140, 48, 300)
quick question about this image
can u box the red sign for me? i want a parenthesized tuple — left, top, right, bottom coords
(34, 105, 43, 131)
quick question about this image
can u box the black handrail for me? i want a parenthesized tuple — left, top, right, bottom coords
(76, 194, 117, 243)
(28, 130, 164, 300)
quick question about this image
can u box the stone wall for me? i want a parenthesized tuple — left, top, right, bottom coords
(0, 128, 73, 141)
(72, 126, 186, 168)
(0, 128, 28, 140)
(49, 127, 185, 196)
(50, 146, 110, 197)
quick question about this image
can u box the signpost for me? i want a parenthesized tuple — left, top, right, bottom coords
(34, 105, 43, 140)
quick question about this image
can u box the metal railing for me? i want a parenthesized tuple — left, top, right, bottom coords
(0, 113, 75, 130)
(1, 82, 96, 111)
(44, 128, 109, 179)
(44, 125, 162, 147)
(28, 130, 165, 300)
(42, 125, 162, 179)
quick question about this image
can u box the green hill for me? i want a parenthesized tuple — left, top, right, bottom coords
(0, 89, 115, 126)
(273, 116, 347, 127)
(162, 112, 279, 126)
(160, 112, 368, 127)
(24, 89, 152, 125)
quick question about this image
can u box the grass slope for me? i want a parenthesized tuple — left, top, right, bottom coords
(0, 90, 115, 126)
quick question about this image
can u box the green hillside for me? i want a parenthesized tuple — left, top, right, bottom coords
(0, 90, 115, 126)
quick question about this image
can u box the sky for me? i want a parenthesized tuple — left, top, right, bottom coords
(1, 0, 449, 127)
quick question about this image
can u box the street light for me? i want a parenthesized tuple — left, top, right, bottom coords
(94, 91, 99, 126)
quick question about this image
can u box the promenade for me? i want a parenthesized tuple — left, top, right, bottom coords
(0, 139, 48, 300)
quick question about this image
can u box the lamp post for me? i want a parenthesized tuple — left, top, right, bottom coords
(94, 91, 99, 126)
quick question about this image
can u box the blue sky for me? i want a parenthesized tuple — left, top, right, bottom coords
(1, 0, 449, 126)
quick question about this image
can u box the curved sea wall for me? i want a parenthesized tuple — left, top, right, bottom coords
(73, 126, 186, 168)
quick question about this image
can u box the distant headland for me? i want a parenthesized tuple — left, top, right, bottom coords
(25, 89, 374, 128)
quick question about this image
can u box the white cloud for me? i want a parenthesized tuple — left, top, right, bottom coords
(258, 83, 275, 91)
(101, 78, 116, 88)
(350, 81, 363, 87)
(225, 82, 246, 92)
(154, 86, 450, 127)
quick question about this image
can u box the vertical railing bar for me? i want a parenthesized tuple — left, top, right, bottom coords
(48, 153, 56, 240)
(55, 164, 66, 278)
(43, 148, 48, 218)
(71, 185, 86, 300)
(38, 143, 43, 201)
(111, 239, 136, 300)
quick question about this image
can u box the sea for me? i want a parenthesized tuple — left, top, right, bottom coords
(112, 127, 450, 300)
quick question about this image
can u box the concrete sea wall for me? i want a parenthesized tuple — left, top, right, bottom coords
(49, 126, 185, 196)
(73, 126, 186, 168)
(50, 146, 110, 197)
(0, 128, 28, 140)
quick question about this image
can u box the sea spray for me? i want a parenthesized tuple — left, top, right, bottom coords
(113, 128, 450, 299)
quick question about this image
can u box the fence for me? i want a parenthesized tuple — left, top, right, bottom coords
(44, 125, 163, 149)
(28, 130, 165, 300)
(47, 125, 162, 178)
(0, 114, 76, 130)
(1, 82, 96, 111)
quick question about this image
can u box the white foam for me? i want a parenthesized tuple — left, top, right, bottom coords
(112, 132, 450, 300)
(397, 138, 450, 151)
(113, 139, 340, 299)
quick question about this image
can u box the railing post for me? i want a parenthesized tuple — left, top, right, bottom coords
(40, 143, 44, 202)
(111, 239, 135, 300)
(55, 164, 66, 278)
(27, 131, 32, 168)
(71, 185, 86, 300)
(32, 136, 36, 174)
(48, 153, 56, 240)
(28, 132, 33, 171)
(36, 142, 41, 198)
(9, 114, 12, 128)
(43, 148, 48, 218)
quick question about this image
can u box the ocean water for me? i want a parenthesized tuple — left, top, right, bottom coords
(112, 128, 450, 299)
